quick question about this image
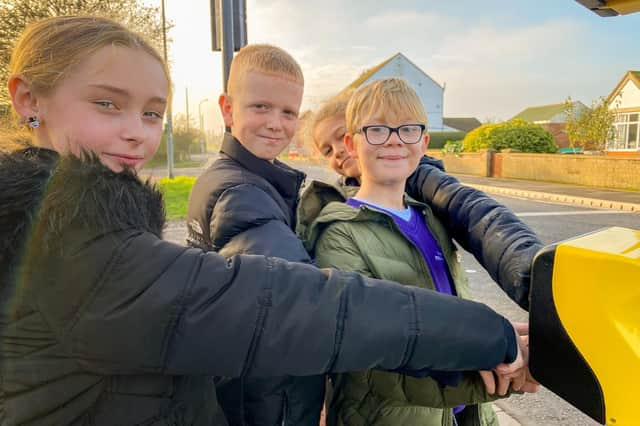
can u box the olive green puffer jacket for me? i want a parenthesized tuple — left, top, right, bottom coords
(300, 181, 501, 426)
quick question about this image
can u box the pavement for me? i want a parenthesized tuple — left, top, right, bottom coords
(453, 174, 640, 213)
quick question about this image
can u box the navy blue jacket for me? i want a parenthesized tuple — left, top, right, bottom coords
(187, 134, 323, 426)
(406, 156, 543, 310)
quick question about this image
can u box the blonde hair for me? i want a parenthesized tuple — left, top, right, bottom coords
(227, 44, 303, 96)
(310, 89, 353, 147)
(7, 15, 170, 125)
(345, 78, 427, 135)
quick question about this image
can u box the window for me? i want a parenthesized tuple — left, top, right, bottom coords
(609, 112, 640, 151)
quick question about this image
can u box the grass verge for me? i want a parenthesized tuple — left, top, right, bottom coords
(157, 176, 196, 220)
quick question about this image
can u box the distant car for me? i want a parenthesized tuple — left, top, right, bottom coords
(558, 147, 584, 154)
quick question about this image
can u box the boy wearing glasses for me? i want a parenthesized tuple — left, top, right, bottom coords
(304, 78, 515, 426)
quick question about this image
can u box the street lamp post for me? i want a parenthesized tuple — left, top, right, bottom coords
(199, 98, 209, 154)
(161, 0, 174, 179)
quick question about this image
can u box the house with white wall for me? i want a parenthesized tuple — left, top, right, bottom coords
(607, 71, 640, 156)
(345, 53, 458, 132)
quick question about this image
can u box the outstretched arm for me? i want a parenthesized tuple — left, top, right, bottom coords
(406, 160, 542, 310)
(37, 227, 518, 379)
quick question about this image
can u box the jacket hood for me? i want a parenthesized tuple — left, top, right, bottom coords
(297, 180, 353, 248)
(418, 155, 445, 171)
(0, 147, 165, 285)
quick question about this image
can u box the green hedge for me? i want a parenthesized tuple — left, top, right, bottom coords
(428, 131, 466, 149)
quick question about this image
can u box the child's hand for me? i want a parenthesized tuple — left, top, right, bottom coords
(479, 370, 497, 394)
(480, 368, 540, 395)
(482, 322, 540, 395)
(496, 321, 529, 375)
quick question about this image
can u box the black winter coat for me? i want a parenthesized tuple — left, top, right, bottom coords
(187, 135, 322, 426)
(405, 156, 543, 310)
(0, 147, 517, 425)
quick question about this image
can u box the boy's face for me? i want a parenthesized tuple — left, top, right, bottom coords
(313, 114, 360, 178)
(345, 109, 428, 186)
(219, 71, 303, 160)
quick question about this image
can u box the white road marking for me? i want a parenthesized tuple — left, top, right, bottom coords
(516, 210, 634, 217)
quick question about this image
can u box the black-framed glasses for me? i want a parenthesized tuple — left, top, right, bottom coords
(358, 124, 426, 145)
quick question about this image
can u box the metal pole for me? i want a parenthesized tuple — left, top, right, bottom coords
(221, 0, 234, 133)
(199, 98, 208, 153)
(221, 0, 234, 94)
(161, 0, 174, 179)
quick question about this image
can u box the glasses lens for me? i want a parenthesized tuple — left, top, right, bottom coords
(399, 125, 423, 144)
(365, 126, 390, 144)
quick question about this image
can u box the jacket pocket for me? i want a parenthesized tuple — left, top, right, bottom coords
(370, 405, 448, 426)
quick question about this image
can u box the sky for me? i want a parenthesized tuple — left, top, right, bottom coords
(161, 0, 640, 133)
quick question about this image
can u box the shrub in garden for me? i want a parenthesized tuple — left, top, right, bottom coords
(462, 119, 557, 153)
(462, 123, 498, 152)
(443, 140, 464, 154)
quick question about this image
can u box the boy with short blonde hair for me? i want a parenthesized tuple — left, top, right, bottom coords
(345, 77, 427, 134)
(226, 43, 304, 97)
(306, 82, 541, 313)
(305, 78, 535, 425)
(187, 44, 324, 426)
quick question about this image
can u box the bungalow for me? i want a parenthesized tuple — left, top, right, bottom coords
(607, 70, 640, 157)
(442, 117, 482, 133)
(511, 101, 588, 148)
(345, 52, 458, 132)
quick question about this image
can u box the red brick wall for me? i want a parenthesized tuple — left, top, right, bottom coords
(542, 123, 570, 149)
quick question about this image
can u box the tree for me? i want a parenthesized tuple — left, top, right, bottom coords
(564, 96, 617, 151)
(0, 0, 169, 105)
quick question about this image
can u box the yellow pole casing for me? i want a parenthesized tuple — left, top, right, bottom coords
(605, 0, 640, 15)
(553, 227, 640, 425)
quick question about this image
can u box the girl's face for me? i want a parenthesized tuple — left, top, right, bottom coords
(313, 114, 360, 178)
(31, 45, 169, 172)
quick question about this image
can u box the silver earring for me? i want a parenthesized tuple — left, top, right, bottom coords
(28, 116, 40, 129)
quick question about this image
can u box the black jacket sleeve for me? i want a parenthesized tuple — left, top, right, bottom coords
(37, 229, 516, 379)
(405, 161, 543, 310)
(210, 184, 311, 262)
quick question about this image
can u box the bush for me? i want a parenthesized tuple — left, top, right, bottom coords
(152, 129, 200, 164)
(462, 119, 557, 153)
(428, 131, 466, 149)
(443, 140, 464, 154)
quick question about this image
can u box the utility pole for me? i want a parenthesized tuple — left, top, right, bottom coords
(185, 87, 190, 133)
(161, 0, 174, 179)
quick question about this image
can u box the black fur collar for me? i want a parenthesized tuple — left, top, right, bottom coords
(0, 148, 165, 283)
